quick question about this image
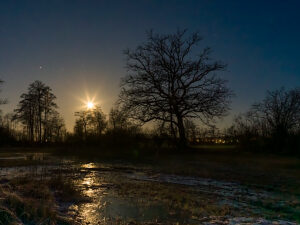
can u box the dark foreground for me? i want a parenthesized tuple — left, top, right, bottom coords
(0, 147, 299, 224)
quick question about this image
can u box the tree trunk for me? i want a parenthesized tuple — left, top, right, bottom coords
(43, 112, 46, 142)
(170, 113, 177, 139)
(39, 116, 42, 143)
(84, 123, 87, 141)
(176, 115, 186, 149)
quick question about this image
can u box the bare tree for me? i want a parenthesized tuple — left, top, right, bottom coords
(108, 107, 130, 131)
(251, 87, 300, 137)
(88, 106, 107, 136)
(15, 92, 35, 141)
(74, 118, 85, 140)
(74, 110, 89, 140)
(0, 113, 17, 131)
(227, 87, 300, 151)
(228, 112, 267, 147)
(42, 85, 58, 142)
(107, 106, 141, 137)
(120, 29, 233, 146)
(45, 111, 66, 142)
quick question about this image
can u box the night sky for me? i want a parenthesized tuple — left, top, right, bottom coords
(1, 0, 300, 130)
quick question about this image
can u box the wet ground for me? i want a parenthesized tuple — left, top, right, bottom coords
(0, 152, 299, 224)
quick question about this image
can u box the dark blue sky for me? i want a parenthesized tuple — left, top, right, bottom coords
(1, 0, 300, 130)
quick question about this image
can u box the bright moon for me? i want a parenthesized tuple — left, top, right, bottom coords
(87, 102, 94, 109)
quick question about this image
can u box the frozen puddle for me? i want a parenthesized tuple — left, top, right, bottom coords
(125, 172, 300, 224)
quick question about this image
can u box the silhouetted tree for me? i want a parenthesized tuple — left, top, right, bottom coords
(74, 110, 89, 140)
(228, 113, 267, 149)
(14, 92, 35, 141)
(250, 87, 300, 150)
(232, 113, 265, 138)
(42, 84, 57, 142)
(88, 106, 107, 136)
(14, 80, 60, 143)
(108, 107, 130, 131)
(120, 29, 232, 147)
(74, 117, 85, 140)
(227, 87, 300, 153)
(107, 106, 141, 140)
(0, 113, 17, 132)
(251, 87, 300, 135)
(45, 111, 66, 142)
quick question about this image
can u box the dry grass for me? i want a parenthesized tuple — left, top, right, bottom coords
(0, 175, 89, 225)
(109, 176, 238, 221)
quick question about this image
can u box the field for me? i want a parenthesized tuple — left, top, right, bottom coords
(0, 147, 299, 224)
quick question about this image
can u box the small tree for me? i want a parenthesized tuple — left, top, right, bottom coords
(120, 29, 233, 147)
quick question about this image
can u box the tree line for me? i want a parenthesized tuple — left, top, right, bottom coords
(0, 29, 299, 154)
(228, 87, 300, 154)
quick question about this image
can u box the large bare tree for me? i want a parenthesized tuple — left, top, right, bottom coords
(120, 30, 233, 146)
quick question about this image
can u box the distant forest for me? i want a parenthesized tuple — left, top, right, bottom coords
(1, 30, 300, 155)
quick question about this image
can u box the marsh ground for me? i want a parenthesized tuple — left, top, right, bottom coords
(0, 147, 299, 224)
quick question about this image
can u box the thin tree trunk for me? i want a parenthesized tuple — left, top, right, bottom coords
(176, 115, 186, 149)
(39, 115, 42, 143)
(170, 114, 176, 139)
